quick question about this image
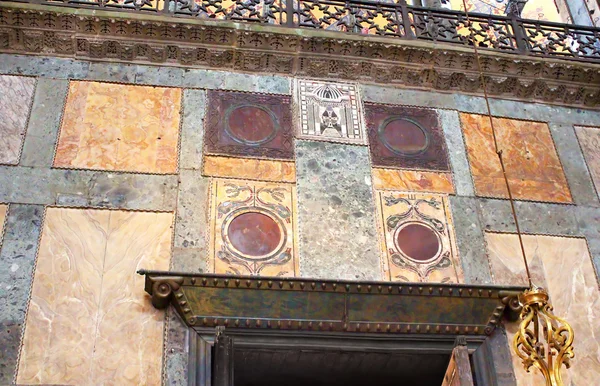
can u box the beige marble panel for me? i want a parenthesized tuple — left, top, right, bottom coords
(0, 75, 36, 165)
(486, 233, 600, 386)
(575, 126, 600, 198)
(54, 81, 181, 174)
(18, 208, 109, 385)
(18, 208, 173, 386)
(0, 204, 7, 244)
(92, 211, 172, 385)
(203, 155, 296, 183)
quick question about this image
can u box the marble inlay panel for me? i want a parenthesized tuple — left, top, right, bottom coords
(92, 211, 172, 385)
(376, 191, 462, 283)
(460, 114, 572, 203)
(372, 168, 454, 193)
(203, 155, 295, 183)
(204, 90, 293, 160)
(0, 75, 36, 165)
(208, 179, 297, 277)
(17, 208, 173, 386)
(54, 81, 181, 174)
(575, 126, 600, 198)
(296, 80, 365, 144)
(18, 208, 109, 385)
(485, 233, 600, 386)
(365, 103, 450, 171)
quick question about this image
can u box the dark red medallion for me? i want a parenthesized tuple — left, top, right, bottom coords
(228, 212, 282, 257)
(395, 223, 440, 262)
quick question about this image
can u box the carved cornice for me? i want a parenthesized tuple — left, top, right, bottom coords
(1, 2, 600, 108)
(138, 270, 526, 336)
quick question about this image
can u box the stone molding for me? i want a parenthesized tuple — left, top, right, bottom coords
(1, 3, 600, 109)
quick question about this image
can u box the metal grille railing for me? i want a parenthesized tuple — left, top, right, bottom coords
(8, 0, 600, 62)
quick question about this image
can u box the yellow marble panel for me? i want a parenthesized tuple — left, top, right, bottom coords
(18, 208, 109, 385)
(55, 81, 181, 174)
(18, 208, 173, 386)
(203, 155, 296, 183)
(92, 211, 172, 385)
(460, 114, 572, 203)
(485, 233, 600, 386)
(0, 204, 7, 244)
(375, 191, 462, 283)
(209, 179, 298, 277)
(575, 126, 600, 198)
(372, 168, 454, 194)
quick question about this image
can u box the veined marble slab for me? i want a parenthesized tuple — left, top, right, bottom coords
(0, 75, 36, 165)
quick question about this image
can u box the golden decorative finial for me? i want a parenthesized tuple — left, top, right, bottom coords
(513, 287, 575, 386)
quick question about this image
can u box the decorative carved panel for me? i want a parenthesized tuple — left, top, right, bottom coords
(208, 179, 298, 277)
(366, 103, 450, 171)
(296, 79, 365, 144)
(376, 191, 462, 283)
(205, 90, 294, 161)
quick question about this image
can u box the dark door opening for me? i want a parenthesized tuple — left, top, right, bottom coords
(232, 347, 451, 386)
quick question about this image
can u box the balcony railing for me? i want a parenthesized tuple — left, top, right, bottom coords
(8, 0, 600, 62)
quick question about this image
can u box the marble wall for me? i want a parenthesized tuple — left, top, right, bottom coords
(0, 75, 36, 165)
(0, 54, 600, 385)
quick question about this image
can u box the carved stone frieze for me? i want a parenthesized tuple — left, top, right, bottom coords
(1, 4, 600, 107)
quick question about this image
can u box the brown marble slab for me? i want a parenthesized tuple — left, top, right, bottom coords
(205, 90, 294, 160)
(485, 233, 600, 386)
(54, 81, 181, 174)
(365, 103, 450, 171)
(372, 168, 454, 193)
(203, 155, 295, 183)
(0, 75, 36, 165)
(460, 114, 572, 203)
(575, 126, 600, 198)
(17, 208, 173, 386)
(375, 191, 462, 283)
(208, 179, 298, 277)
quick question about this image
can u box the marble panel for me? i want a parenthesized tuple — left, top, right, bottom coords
(179, 89, 206, 170)
(372, 168, 454, 193)
(54, 81, 181, 174)
(0, 205, 43, 386)
(575, 126, 600, 199)
(365, 103, 451, 172)
(376, 191, 462, 283)
(296, 80, 365, 145)
(18, 208, 109, 385)
(19, 78, 70, 168)
(208, 179, 298, 277)
(486, 233, 600, 386)
(17, 208, 173, 386)
(204, 155, 295, 183)
(0, 204, 7, 243)
(0, 75, 36, 165)
(205, 90, 293, 160)
(92, 211, 172, 385)
(295, 140, 381, 280)
(439, 110, 475, 197)
(460, 114, 572, 203)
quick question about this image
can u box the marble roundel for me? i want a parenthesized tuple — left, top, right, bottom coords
(378, 117, 429, 156)
(223, 209, 286, 261)
(224, 105, 278, 146)
(394, 222, 441, 262)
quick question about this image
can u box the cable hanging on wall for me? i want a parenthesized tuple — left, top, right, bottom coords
(459, 1, 575, 384)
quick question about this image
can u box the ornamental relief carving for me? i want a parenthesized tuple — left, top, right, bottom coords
(1, 7, 600, 107)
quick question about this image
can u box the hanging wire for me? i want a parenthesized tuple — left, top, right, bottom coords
(460, 0, 533, 287)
